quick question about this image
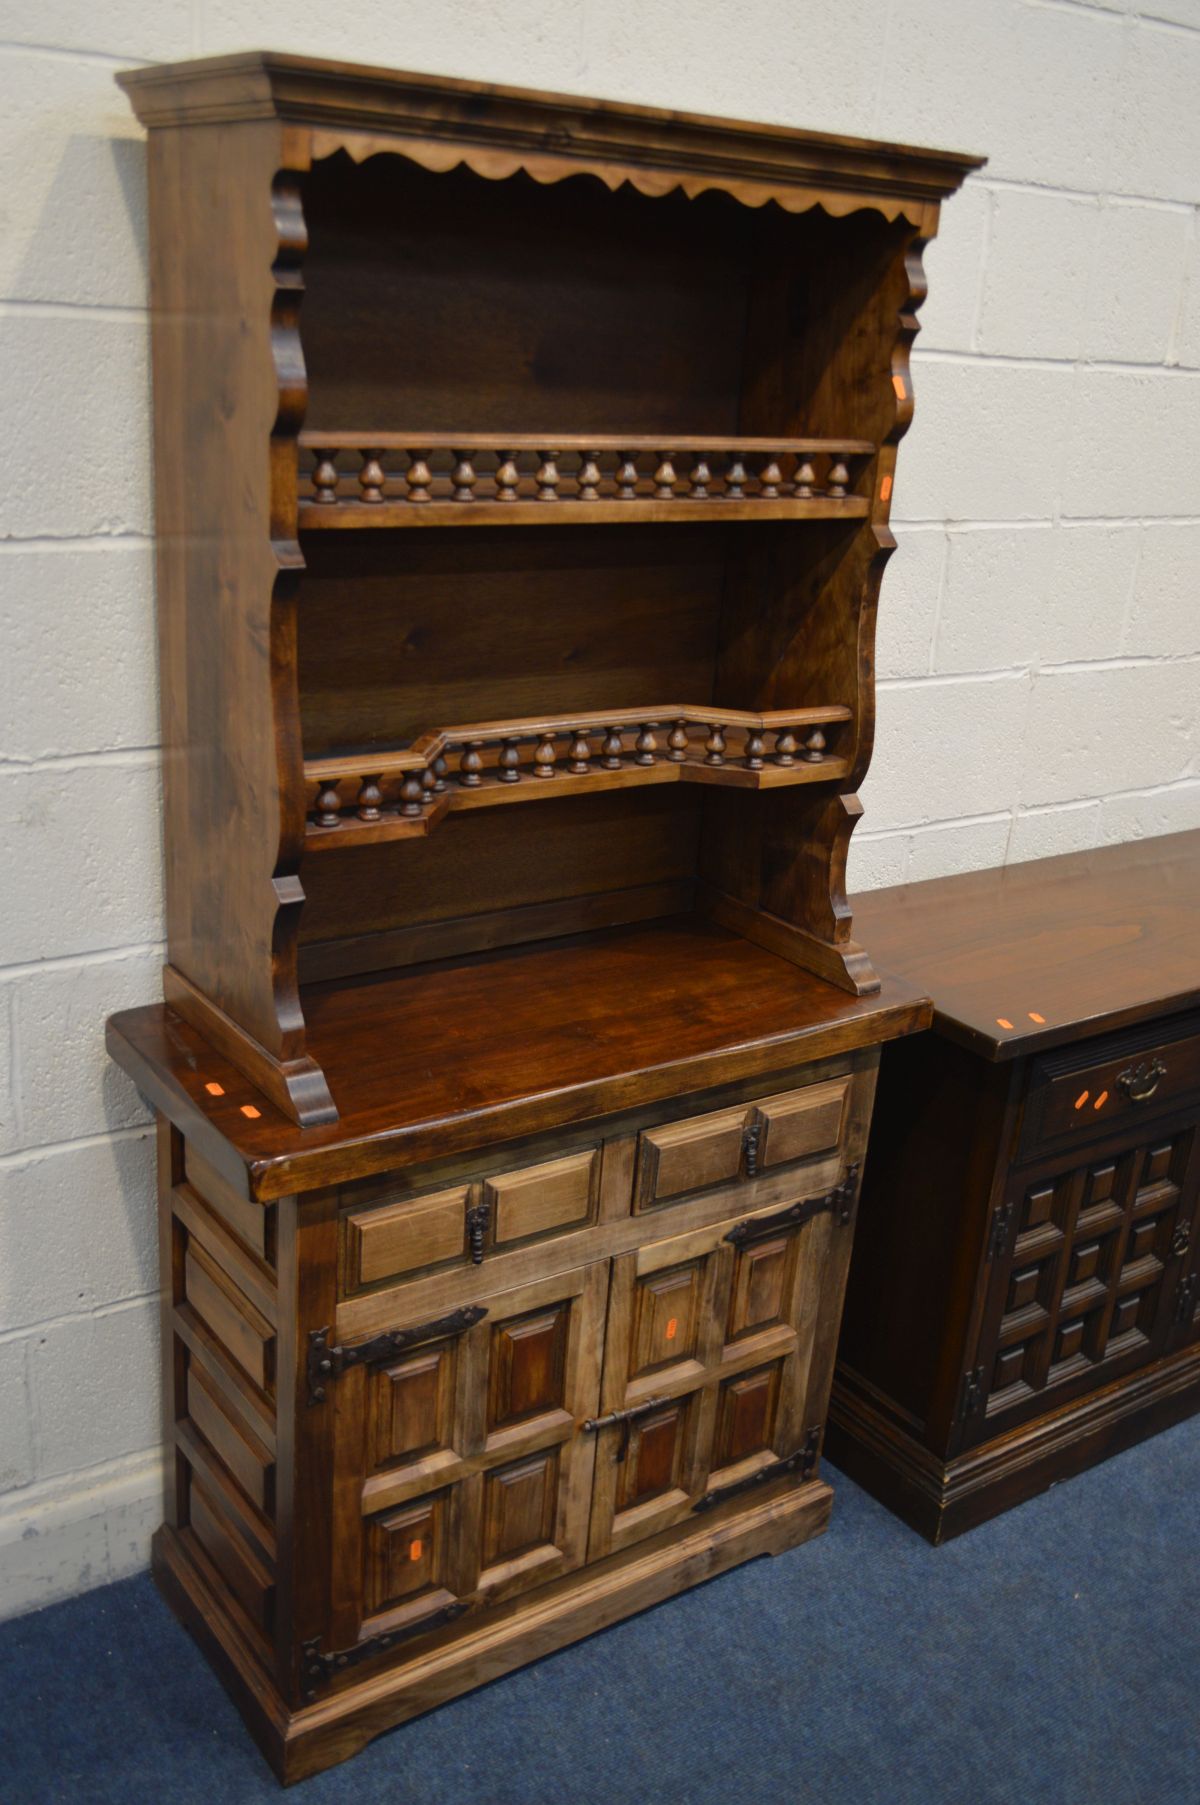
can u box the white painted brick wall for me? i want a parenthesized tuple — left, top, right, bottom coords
(1, 0, 1197, 1621)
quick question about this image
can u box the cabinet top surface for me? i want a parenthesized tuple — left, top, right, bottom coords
(852, 829, 1200, 1064)
(107, 916, 928, 1201)
(116, 50, 982, 221)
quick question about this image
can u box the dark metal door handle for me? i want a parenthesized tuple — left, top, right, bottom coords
(1118, 1057, 1166, 1103)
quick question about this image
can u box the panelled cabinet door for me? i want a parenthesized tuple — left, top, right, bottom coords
(961, 1120, 1200, 1447)
(327, 1260, 607, 1656)
(586, 1199, 834, 1559)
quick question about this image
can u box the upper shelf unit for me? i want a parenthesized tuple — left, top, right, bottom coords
(297, 434, 875, 528)
(117, 50, 983, 1127)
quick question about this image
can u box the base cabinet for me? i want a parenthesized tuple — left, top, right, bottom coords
(155, 1048, 875, 1782)
(829, 1010, 1200, 1545)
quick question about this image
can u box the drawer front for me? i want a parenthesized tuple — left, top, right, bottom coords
(345, 1150, 602, 1291)
(485, 1150, 599, 1247)
(634, 1078, 851, 1211)
(1021, 1022, 1200, 1160)
(634, 1105, 748, 1208)
(347, 1186, 472, 1289)
(750, 1080, 849, 1173)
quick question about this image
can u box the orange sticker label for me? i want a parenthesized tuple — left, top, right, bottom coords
(409, 1539, 423, 1562)
(1093, 1091, 1109, 1110)
(1028, 1012, 1046, 1025)
(665, 1317, 678, 1341)
(879, 473, 893, 502)
(240, 1104, 262, 1120)
(892, 374, 906, 399)
(1074, 1091, 1089, 1111)
(996, 1018, 1014, 1031)
(204, 1081, 225, 1097)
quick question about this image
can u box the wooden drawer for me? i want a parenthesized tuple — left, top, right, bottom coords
(345, 1149, 601, 1289)
(1020, 1018, 1200, 1161)
(634, 1077, 850, 1210)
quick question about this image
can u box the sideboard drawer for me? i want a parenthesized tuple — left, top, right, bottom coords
(484, 1150, 599, 1246)
(344, 1148, 602, 1290)
(1021, 1020, 1200, 1159)
(346, 1185, 472, 1288)
(634, 1077, 851, 1210)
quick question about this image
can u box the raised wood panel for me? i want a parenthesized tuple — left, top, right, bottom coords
(634, 1105, 746, 1208)
(481, 1451, 559, 1568)
(727, 1234, 796, 1341)
(364, 1496, 447, 1618)
(184, 1144, 268, 1258)
(753, 1078, 849, 1170)
(486, 1150, 599, 1245)
(715, 1363, 782, 1468)
(487, 1305, 569, 1430)
(629, 1262, 704, 1376)
(183, 1242, 274, 1394)
(368, 1345, 455, 1471)
(346, 1185, 469, 1288)
(186, 1361, 274, 1516)
(618, 1400, 688, 1512)
(188, 1476, 274, 1636)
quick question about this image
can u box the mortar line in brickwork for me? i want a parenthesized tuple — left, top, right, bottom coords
(913, 347, 1200, 373)
(0, 1122, 153, 1173)
(0, 534, 155, 553)
(0, 747, 161, 775)
(0, 939, 165, 982)
(0, 299, 149, 323)
(0, 1291, 158, 1351)
(0, 40, 154, 67)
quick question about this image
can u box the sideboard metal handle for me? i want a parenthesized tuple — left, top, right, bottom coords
(1118, 1057, 1166, 1103)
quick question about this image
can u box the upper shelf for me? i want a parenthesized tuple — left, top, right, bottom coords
(297, 434, 875, 529)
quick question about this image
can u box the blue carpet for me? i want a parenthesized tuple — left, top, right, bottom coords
(3, 1420, 1199, 1805)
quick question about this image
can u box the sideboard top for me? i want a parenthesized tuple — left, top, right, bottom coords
(853, 829, 1200, 1064)
(117, 50, 984, 225)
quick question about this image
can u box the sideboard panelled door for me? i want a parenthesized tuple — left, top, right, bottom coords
(961, 1121, 1200, 1450)
(328, 1262, 608, 1653)
(587, 1207, 835, 1559)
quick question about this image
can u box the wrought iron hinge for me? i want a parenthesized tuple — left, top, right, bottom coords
(743, 1122, 764, 1178)
(956, 1364, 984, 1424)
(693, 1424, 821, 1514)
(300, 1599, 469, 1701)
(582, 1395, 670, 1462)
(306, 1304, 487, 1406)
(1171, 1220, 1191, 1259)
(725, 1163, 860, 1250)
(987, 1199, 1014, 1262)
(465, 1199, 490, 1265)
(1176, 1274, 1196, 1326)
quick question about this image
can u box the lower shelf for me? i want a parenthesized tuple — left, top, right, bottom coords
(152, 1474, 833, 1785)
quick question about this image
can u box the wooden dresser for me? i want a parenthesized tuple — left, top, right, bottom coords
(106, 51, 978, 1781)
(828, 830, 1200, 1545)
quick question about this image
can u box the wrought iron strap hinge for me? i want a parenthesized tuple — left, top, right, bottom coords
(956, 1364, 984, 1424)
(987, 1199, 1014, 1262)
(300, 1600, 469, 1700)
(306, 1304, 487, 1406)
(725, 1163, 860, 1249)
(693, 1424, 821, 1514)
